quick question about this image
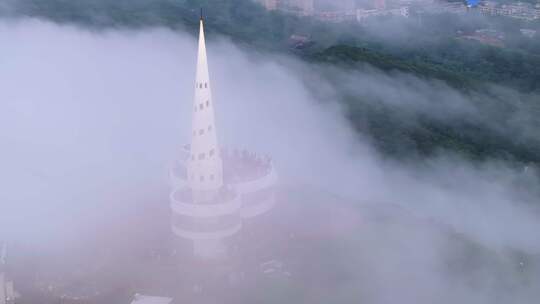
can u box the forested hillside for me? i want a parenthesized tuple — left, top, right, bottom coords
(3, 0, 539, 164)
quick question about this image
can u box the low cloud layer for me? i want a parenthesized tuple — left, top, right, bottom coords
(1, 18, 539, 303)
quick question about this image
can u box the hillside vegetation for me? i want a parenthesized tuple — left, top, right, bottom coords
(3, 0, 539, 164)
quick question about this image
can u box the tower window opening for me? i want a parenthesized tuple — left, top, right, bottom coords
(205, 82, 208, 88)
(208, 125, 212, 131)
(206, 100, 210, 107)
(209, 149, 215, 157)
(199, 84, 203, 89)
(199, 129, 204, 135)
(198, 153, 206, 160)
(199, 104, 203, 110)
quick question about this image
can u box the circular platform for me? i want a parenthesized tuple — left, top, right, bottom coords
(169, 146, 278, 250)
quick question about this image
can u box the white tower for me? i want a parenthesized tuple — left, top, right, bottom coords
(170, 16, 242, 260)
(188, 16, 224, 203)
(170, 15, 278, 261)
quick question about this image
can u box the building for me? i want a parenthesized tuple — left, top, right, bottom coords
(257, 0, 314, 16)
(478, 1, 540, 20)
(169, 17, 278, 260)
(356, 6, 410, 21)
(420, 1, 468, 14)
(315, 10, 357, 22)
(460, 28, 505, 47)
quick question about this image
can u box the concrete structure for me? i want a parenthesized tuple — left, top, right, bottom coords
(316, 10, 357, 22)
(258, 0, 314, 16)
(418, 1, 467, 15)
(187, 15, 225, 204)
(170, 17, 277, 260)
(460, 28, 505, 47)
(479, 1, 540, 20)
(356, 7, 410, 21)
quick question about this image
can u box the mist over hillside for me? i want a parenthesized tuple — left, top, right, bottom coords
(1, 0, 539, 163)
(1, 1, 540, 303)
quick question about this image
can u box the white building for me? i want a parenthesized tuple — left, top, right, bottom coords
(169, 17, 278, 260)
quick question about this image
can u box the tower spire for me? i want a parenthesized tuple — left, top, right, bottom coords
(169, 15, 278, 260)
(188, 17, 223, 201)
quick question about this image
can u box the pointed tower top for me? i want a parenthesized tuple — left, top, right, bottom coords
(188, 12, 223, 196)
(200, 8, 204, 21)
